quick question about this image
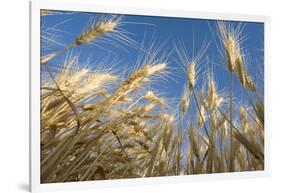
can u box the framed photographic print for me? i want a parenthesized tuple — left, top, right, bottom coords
(30, 0, 270, 192)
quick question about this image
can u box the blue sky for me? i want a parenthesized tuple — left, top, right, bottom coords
(41, 10, 264, 109)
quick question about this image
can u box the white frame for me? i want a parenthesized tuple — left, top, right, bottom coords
(29, 0, 271, 192)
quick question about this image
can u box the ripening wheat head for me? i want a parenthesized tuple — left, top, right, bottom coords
(235, 54, 246, 87)
(40, 15, 137, 64)
(188, 62, 196, 90)
(174, 40, 209, 91)
(144, 91, 166, 106)
(197, 104, 206, 128)
(207, 75, 219, 109)
(118, 63, 167, 95)
(75, 17, 119, 46)
(45, 57, 117, 98)
(245, 74, 256, 92)
(218, 21, 244, 73)
(239, 106, 247, 121)
(181, 90, 189, 117)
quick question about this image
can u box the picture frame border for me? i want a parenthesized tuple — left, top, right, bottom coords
(29, 0, 271, 192)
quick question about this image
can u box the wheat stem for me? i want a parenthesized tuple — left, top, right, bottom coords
(229, 71, 234, 172)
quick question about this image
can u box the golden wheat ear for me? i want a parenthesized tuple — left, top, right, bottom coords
(75, 19, 118, 46)
(174, 39, 210, 92)
(217, 21, 245, 73)
(180, 89, 190, 117)
(41, 16, 123, 64)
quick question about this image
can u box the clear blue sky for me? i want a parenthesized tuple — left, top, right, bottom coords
(41, 10, 264, 108)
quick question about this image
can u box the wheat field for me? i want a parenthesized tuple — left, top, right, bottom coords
(40, 10, 264, 183)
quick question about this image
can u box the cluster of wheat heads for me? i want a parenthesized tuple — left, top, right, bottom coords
(40, 12, 264, 183)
